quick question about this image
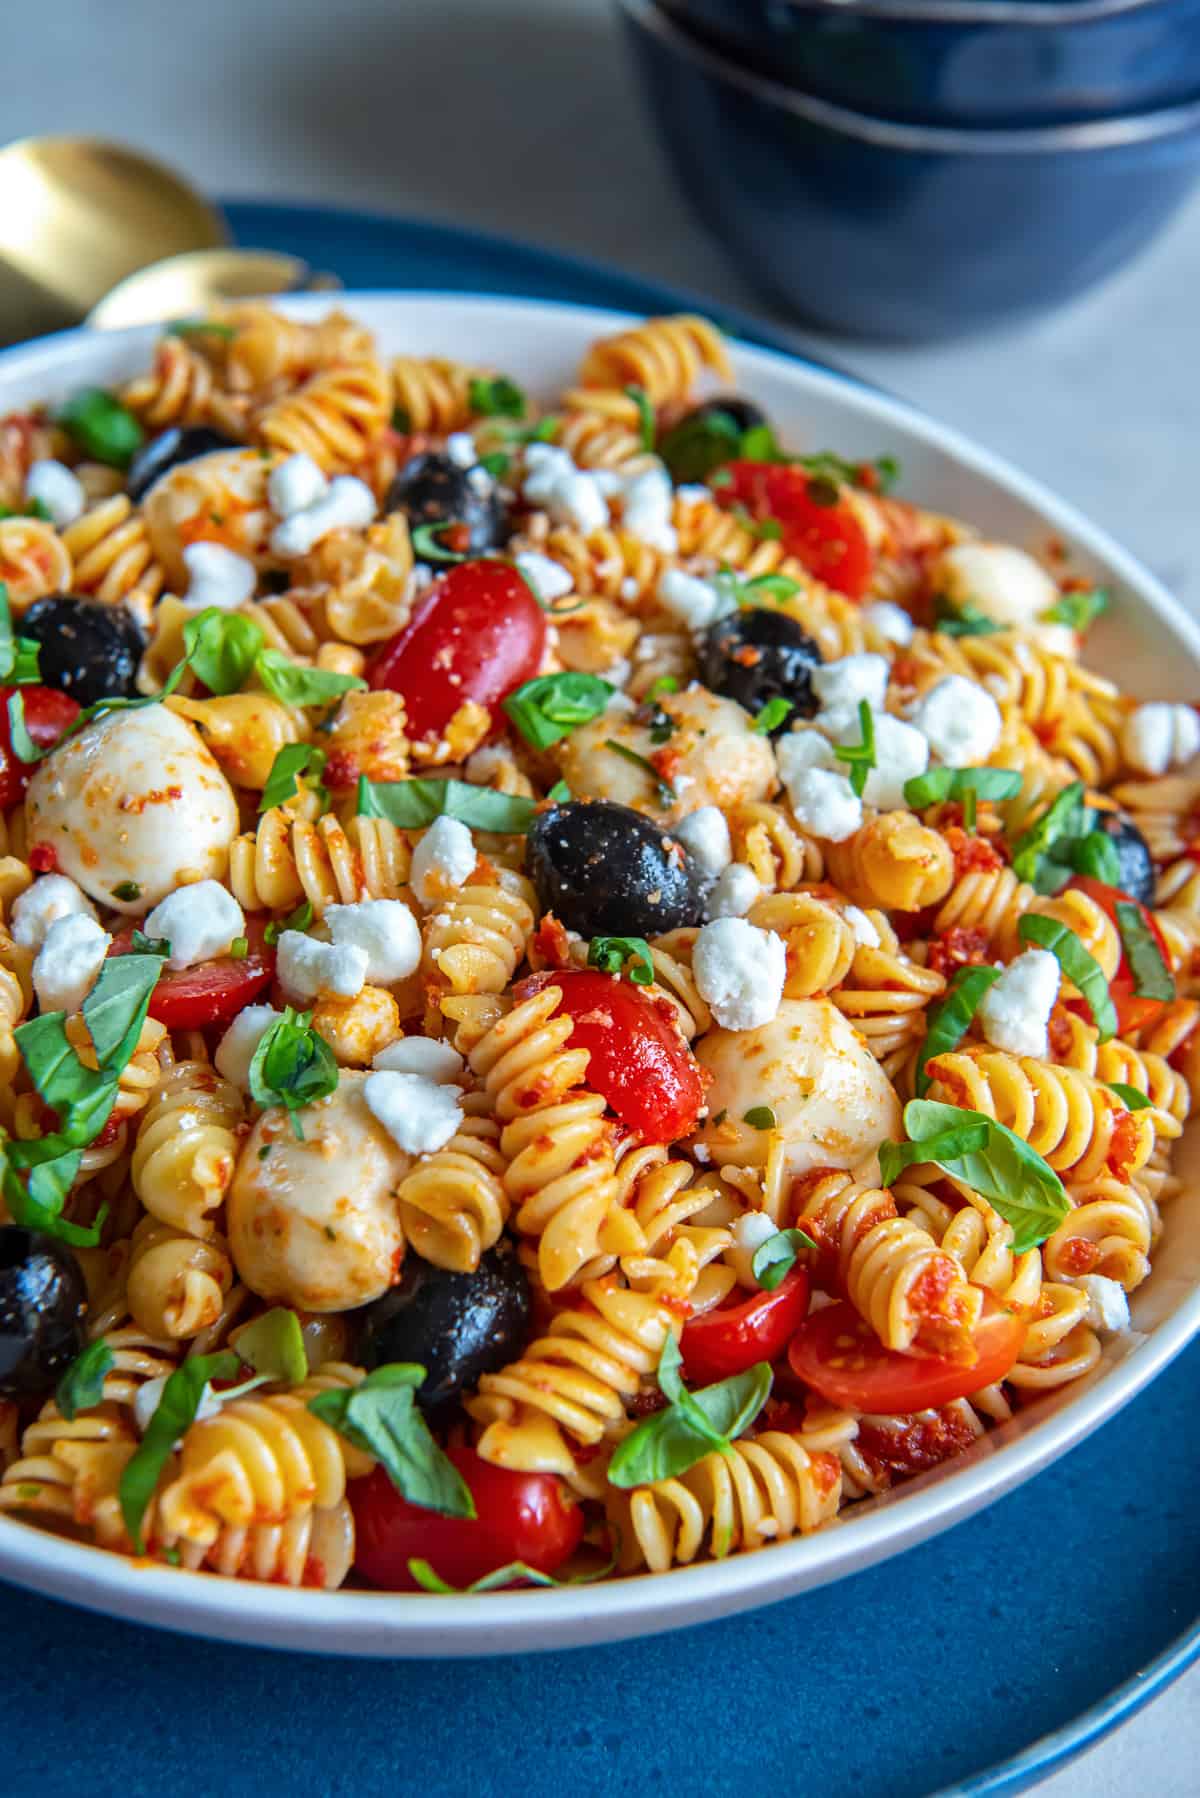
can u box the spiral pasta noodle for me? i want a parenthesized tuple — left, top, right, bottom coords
(397, 1091, 509, 1273)
(228, 807, 411, 914)
(61, 495, 163, 606)
(131, 1061, 243, 1238)
(256, 357, 391, 473)
(0, 515, 73, 611)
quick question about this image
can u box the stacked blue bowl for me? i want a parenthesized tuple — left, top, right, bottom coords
(618, 0, 1200, 338)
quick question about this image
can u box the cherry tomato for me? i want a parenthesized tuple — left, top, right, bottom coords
(787, 1294, 1024, 1413)
(108, 914, 275, 1030)
(1067, 874, 1173, 1033)
(681, 1268, 810, 1386)
(366, 558, 546, 741)
(350, 1448, 583, 1591)
(0, 684, 79, 808)
(719, 461, 874, 600)
(519, 968, 705, 1141)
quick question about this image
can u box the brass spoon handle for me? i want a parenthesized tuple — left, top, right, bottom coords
(87, 249, 344, 331)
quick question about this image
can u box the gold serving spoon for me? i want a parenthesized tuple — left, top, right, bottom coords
(88, 248, 342, 330)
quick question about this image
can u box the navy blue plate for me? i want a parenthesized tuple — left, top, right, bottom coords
(0, 201, 1195, 1797)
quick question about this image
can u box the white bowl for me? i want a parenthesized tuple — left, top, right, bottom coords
(1, 293, 1196, 1657)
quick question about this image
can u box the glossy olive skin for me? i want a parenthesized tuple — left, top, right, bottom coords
(698, 607, 824, 726)
(1095, 810, 1156, 908)
(659, 395, 768, 483)
(22, 595, 144, 706)
(528, 799, 706, 938)
(0, 1228, 88, 1399)
(359, 1240, 531, 1411)
(125, 425, 244, 503)
(384, 452, 507, 555)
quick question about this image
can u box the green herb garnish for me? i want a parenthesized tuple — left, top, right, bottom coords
(743, 1106, 776, 1130)
(1039, 588, 1109, 632)
(1018, 912, 1117, 1041)
(834, 699, 876, 798)
(607, 1335, 772, 1490)
(120, 1352, 241, 1551)
(752, 697, 794, 735)
(357, 775, 535, 834)
(603, 739, 676, 808)
(307, 1364, 475, 1517)
(933, 597, 1001, 638)
(56, 1340, 114, 1421)
(878, 1099, 1069, 1254)
(588, 935, 654, 985)
(903, 766, 1022, 809)
(410, 522, 468, 564)
(56, 388, 143, 468)
(750, 1227, 817, 1292)
(263, 899, 313, 947)
(248, 1006, 339, 1137)
(503, 673, 613, 751)
(234, 1307, 308, 1383)
(468, 375, 526, 419)
(624, 384, 655, 451)
(914, 964, 1003, 1097)
(1106, 1082, 1153, 1112)
(1115, 901, 1175, 1003)
(259, 742, 329, 815)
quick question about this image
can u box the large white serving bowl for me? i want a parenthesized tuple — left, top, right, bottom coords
(0, 293, 1196, 1657)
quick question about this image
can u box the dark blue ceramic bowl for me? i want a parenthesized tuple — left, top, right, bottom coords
(661, 0, 1200, 127)
(619, 0, 1200, 340)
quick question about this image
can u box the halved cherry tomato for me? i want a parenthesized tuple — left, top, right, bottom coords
(518, 968, 705, 1141)
(366, 558, 546, 741)
(108, 914, 275, 1030)
(0, 684, 79, 808)
(719, 460, 873, 600)
(681, 1267, 810, 1386)
(787, 1293, 1024, 1413)
(350, 1448, 583, 1591)
(1067, 874, 1172, 1033)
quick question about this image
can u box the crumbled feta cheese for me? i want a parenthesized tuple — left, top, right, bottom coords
(1071, 1273, 1131, 1335)
(693, 917, 786, 1030)
(1121, 702, 1200, 776)
(935, 542, 1059, 632)
(514, 550, 574, 606)
(811, 654, 890, 739)
(364, 1069, 463, 1154)
(276, 930, 368, 1001)
(10, 875, 97, 950)
(324, 898, 421, 984)
(267, 452, 328, 518)
(704, 861, 761, 920)
(605, 690, 637, 716)
(409, 815, 476, 906)
(372, 1037, 465, 1083)
(214, 1004, 281, 1091)
(862, 714, 929, 810)
(672, 805, 733, 881)
(144, 880, 244, 971)
(182, 541, 257, 610)
(656, 566, 734, 632)
(32, 913, 112, 1014)
(910, 675, 1003, 765)
(621, 466, 676, 552)
(729, 1210, 781, 1288)
(864, 600, 915, 647)
(134, 1374, 224, 1437)
(843, 905, 880, 949)
(25, 459, 85, 528)
(776, 731, 862, 842)
(444, 432, 477, 468)
(268, 475, 377, 557)
(522, 444, 608, 533)
(674, 484, 713, 505)
(976, 948, 1059, 1058)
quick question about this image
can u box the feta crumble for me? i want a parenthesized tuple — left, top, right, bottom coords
(693, 917, 786, 1030)
(811, 654, 889, 738)
(268, 475, 377, 557)
(276, 931, 368, 1002)
(909, 675, 1003, 765)
(976, 948, 1060, 1058)
(214, 1004, 281, 1091)
(775, 731, 863, 842)
(444, 432, 477, 468)
(267, 452, 328, 518)
(656, 566, 734, 632)
(324, 899, 421, 984)
(1071, 1273, 1131, 1335)
(10, 875, 97, 951)
(621, 465, 677, 552)
(25, 459, 85, 529)
(863, 600, 915, 647)
(32, 914, 112, 1014)
(514, 550, 574, 606)
(522, 443, 608, 534)
(704, 862, 761, 920)
(182, 542, 257, 611)
(862, 714, 929, 810)
(364, 1069, 463, 1154)
(144, 880, 244, 971)
(409, 815, 477, 906)
(672, 805, 733, 881)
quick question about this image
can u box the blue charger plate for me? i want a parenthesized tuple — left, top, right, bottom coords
(1, 199, 1196, 1797)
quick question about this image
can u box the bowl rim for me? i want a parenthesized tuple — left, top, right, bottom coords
(624, 0, 1200, 150)
(662, 0, 1198, 35)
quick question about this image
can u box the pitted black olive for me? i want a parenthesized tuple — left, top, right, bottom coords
(22, 595, 144, 706)
(0, 1227, 87, 1400)
(125, 425, 243, 503)
(527, 799, 706, 938)
(384, 451, 507, 554)
(359, 1240, 530, 1411)
(658, 395, 769, 484)
(698, 607, 824, 726)
(1094, 810, 1156, 908)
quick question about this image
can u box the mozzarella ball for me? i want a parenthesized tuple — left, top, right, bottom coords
(559, 685, 775, 822)
(227, 1071, 409, 1312)
(25, 706, 240, 914)
(142, 448, 280, 588)
(933, 542, 1075, 655)
(693, 997, 901, 1178)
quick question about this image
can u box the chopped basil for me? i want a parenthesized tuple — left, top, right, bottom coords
(307, 1364, 475, 1517)
(0, 583, 40, 685)
(1010, 782, 1088, 892)
(607, 1335, 772, 1489)
(391, 406, 411, 434)
(1069, 830, 1122, 887)
(255, 650, 364, 709)
(55, 1339, 114, 1421)
(546, 779, 571, 804)
(259, 742, 329, 814)
(1039, 588, 1109, 631)
(752, 697, 794, 735)
(656, 408, 742, 484)
(588, 935, 655, 985)
(229, 936, 248, 960)
(878, 1099, 1068, 1254)
(750, 1227, 817, 1292)
(795, 450, 898, 494)
(743, 1105, 776, 1130)
(120, 1352, 241, 1552)
(467, 375, 526, 419)
(914, 964, 1003, 1097)
(130, 931, 169, 956)
(5, 691, 40, 764)
(478, 451, 509, 479)
(643, 704, 676, 747)
(166, 317, 237, 340)
(1018, 912, 1117, 1041)
(183, 608, 264, 695)
(248, 1007, 338, 1136)
(624, 384, 655, 451)
(263, 899, 314, 946)
(1105, 1082, 1153, 1111)
(56, 387, 143, 468)
(712, 569, 802, 612)
(933, 596, 1001, 638)
(357, 774, 535, 834)
(648, 676, 680, 698)
(110, 880, 141, 903)
(503, 672, 613, 751)
(603, 739, 676, 808)
(410, 522, 468, 563)
(1115, 901, 1175, 1003)
(903, 766, 1022, 809)
(833, 699, 876, 798)
(234, 1307, 308, 1383)
(407, 1548, 617, 1593)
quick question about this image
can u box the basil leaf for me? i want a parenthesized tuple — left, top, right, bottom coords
(879, 1099, 1069, 1254)
(603, 739, 676, 808)
(903, 766, 1023, 809)
(738, 424, 781, 462)
(606, 1356, 773, 1490)
(119, 1352, 241, 1552)
(407, 1543, 619, 1593)
(410, 522, 468, 564)
(0, 1148, 100, 1246)
(503, 673, 613, 751)
(1115, 901, 1175, 1003)
(1039, 588, 1109, 631)
(752, 697, 794, 735)
(83, 954, 164, 1070)
(833, 700, 876, 798)
(933, 596, 1002, 638)
(743, 1106, 777, 1129)
(182, 607, 264, 695)
(357, 775, 535, 834)
(710, 569, 802, 613)
(307, 1364, 475, 1518)
(1018, 912, 1117, 1042)
(624, 385, 655, 451)
(914, 964, 1002, 1097)
(751, 1227, 817, 1292)
(657, 408, 741, 484)
(1068, 830, 1122, 887)
(263, 899, 314, 946)
(587, 935, 655, 984)
(0, 583, 14, 680)
(6, 691, 40, 764)
(248, 1006, 338, 1136)
(234, 1307, 308, 1383)
(56, 1340, 114, 1421)
(254, 649, 364, 709)
(1106, 1081, 1153, 1111)
(467, 375, 526, 419)
(259, 742, 328, 814)
(166, 318, 237, 341)
(547, 779, 571, 803)
(1010, 782, 1087, 889)
(57, 388, 143, 468)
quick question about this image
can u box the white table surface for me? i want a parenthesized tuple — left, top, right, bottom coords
(13, 0, 1200, 1787)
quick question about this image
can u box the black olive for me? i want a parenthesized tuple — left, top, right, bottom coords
(527, 799, 706, 938)
(22, 595, 144, 706)
(125, 425, 243, 504)
(384, 451, 507, 554)
(1094, 811, 1156, 907)
(359, 1240, 530, 1412)
(0, 1227, 87, 1400)
(698, 607, 824, 727)
(658, 395, 769, 484)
